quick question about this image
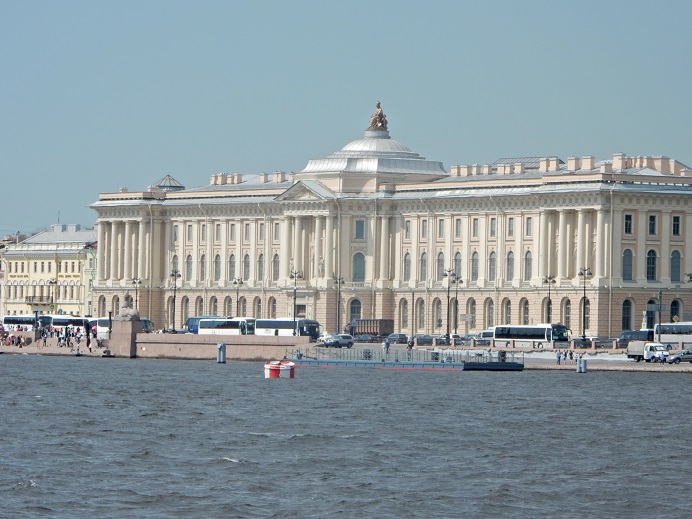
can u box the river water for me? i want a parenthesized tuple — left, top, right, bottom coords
(1, 354, 689, 518)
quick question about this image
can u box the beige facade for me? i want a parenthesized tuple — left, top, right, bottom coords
(89, 108, 692, 339)
(1, 224, 98, 317)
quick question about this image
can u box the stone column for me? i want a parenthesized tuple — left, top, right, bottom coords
(97, 221, 106, 281)
(379, 215, 389, 281)
(281, 217, 291, 280)
(110, 222, 120, 282)
(137, 220, 146, 280)
(539, 210, 550, 280)
(576, 209, 586, 272)
(315, 216, 323, 279)
(325, 215, 334, 279)
(294, 216, 303, 274)
(636, 210, 647, 281)
(123, 220, 133, 282)
(595, 209, 606, 280)
(660, 211, 671, 282)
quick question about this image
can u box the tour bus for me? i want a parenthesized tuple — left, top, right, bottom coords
(197, 317, 256, 335)
(254, 318, 321, 341)
(38, 314, 90, 334)
(2, 314, 39, 332)
(184, 315, 220, 334)
(493, 324, 570, 346)
(652, 322, 692, 347)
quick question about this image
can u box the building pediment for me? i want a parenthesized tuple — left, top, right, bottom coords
(275, 180, 336, 202)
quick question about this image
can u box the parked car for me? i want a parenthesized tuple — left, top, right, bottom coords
(354, 334, 377, 343)
(434, 334, 449, 345)
(387, 333, 409, 344)
(667, 348, 692, 364)
(322, 333, 354, 348)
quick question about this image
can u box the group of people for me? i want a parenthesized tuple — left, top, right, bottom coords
(555, 349, 581, 365)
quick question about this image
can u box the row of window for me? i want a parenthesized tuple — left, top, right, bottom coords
(624, 214, 683, 236)
(173, 222, 280, 245)
(5, 285, 81, 300)
(5, 260, 82, 275)
(622, 249, 683, 282)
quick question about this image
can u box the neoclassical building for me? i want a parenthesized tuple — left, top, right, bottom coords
(1, 224, 98, 317)
(89, 103, 692, 339)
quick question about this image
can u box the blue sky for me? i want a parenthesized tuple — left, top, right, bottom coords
(2, 0, 690, 235)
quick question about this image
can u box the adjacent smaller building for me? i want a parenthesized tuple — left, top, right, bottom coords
(1, 224, 97, 317)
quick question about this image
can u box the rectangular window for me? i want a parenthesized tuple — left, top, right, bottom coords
(201, 224, 206, 242)
(437, 219, 445, 239)
(173, 225, 179, 243)
(421, 220, 428, 239)
(490, 218, 496, 237)
(215, 224, 221, 242)
(404, 220, 411, 240)
(508, 218, 514, 237)
(244, 223, 250, 241)
(455, 218, 461, 238)
(230, 224, 236, 242)
(274, 222, 280, 241)
(41, 262, 45, 273)
(259, 223, 264, 241)
(472, 218, 479, 238)
(648, 214, 656, 235)
(525, 217, 533, 237)
(187, 224, 193, 242)
(48, 263, 51, 273)
(624, 214, 633, 234)
(355, 219, 365, 240)
(672, 215, 681, 236)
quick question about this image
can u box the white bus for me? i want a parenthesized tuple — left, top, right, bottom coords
(87, 317, 154, 340)
(39, 314, 89, 334)
(254, 318, 321, 341)
(2, 314, 39, 332)
(198, 317, 256, 336)
(493, 324, 570, 346)
(653, 322, 692, 347)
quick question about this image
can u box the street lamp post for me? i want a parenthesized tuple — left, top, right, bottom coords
(578, 267, 591, 342)
(443, 268, 457, 341)
(290, 268, 303, 335)
(132, 277, 142, 308)
(232, 278, 243, 316)
(542, 275, 556, 323)
(451, 274, 462, 335)
(334, 277, 344, 333)
(48, 278, 57, 310)
(170, 269, 181, 332)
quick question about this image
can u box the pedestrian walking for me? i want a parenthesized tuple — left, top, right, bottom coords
(556, 350, 561, 365)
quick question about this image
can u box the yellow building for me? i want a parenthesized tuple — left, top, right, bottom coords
(89, 104, 692, 339)
(1, 224, 97, 317)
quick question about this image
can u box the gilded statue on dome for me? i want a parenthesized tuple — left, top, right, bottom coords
(368, 101, 388, 131)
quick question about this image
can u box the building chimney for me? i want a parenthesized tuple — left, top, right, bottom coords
(580, 156, 595, 170)
(612, 153, 626, 171)
(539, 158, 549, 172)
(600, 162, 613, 173)
(567, 157, 579, 171)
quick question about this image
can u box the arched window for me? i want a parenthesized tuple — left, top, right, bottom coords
(167, 296, 175, 328)
(353, 252, 365, 282)
(239, 297, 247, 317)
(622, 249, 633, 281)
(486, 300, 494, 328)
(98, 296, 106, 317)
(403, 253, 411, 282)
(172, 255, 179, 274)
(583, 299, 591, 332)
(670, 300, 680, 322)
(524, 251, 532, 281)
(671, 250, 681, 282)
(646, 299, 656, 329)
(349, 299, 362, 322)
(454, 252, 462, 278)
(417, 299, 425, 329)
(506, 251, 514, 281)
(503, 299, 511, 324)
(622, 300, 632, 330)
(209, 297, 218, 315)
(254, 297, 262, 318)
(114, 296, 120, 316)
(469, 299, 476, 329)
(182, 297, 189, 324)
(199, 254, 206, 280)
(564, 300, 571, 329)
(269, 297, 277, 318)
(419, 252, 427, 281)
(224, 296, 232, 316)
(196, 297, 203, 316)
(400, 299, 408, 330)
(646, 250, 657, 281)
(228, 254, 236, 280)
(185, 255, 193, 281)
(436, 252, 445, 281)
(488, 252, 496, 281)
(471, 252, 479, 281)
(243, 254, 250, 280)
(521, 300, 529, 325)
(433, 299, 442, 330)
(214, 255, 221, 281)
(272, 254, 280, 281)
(257, 254, 264, 282)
